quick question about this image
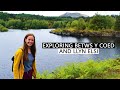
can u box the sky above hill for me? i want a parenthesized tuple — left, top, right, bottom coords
(1, 11, 120, 17)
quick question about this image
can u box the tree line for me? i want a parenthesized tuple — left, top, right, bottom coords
(0, 12, 120, 32)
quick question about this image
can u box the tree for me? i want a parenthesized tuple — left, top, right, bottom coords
(114, 16, 120, 31)
(89, 14, 115, 30)
(6, 19, 23, 29)
(0, 24, 8, 32)
(77, 18, 86, 30)
(71, 20, 78, 29)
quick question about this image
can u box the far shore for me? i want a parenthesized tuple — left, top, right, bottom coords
(50, 29, 120, 38)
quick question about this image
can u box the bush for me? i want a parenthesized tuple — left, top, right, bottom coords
(36, 58, 120, 79)
(0, 24, 8, 32)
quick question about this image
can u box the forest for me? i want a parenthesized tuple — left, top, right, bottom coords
(0, 12, 120, 32)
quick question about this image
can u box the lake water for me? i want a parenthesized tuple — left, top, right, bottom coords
(0, 29, 120, 79)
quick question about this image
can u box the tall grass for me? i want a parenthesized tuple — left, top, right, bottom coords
(36, 58, 120, 79)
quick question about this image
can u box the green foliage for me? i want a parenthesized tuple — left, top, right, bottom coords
(6, 19, 24, 29)
(66, 22, 71, 28)
(0, 12, 9, 20)
(0, 24, 8, 32)
(52, 21, 67, 28)
(0, 12, 118, 31)
(71, 20, 78, 29)
(114, 16, 120, 31)
(36, 58, 120, 79)
(105, 16, 115, 29)
(24, 19, 49, 29)
(0, 19, 6, 26)
(77, 18, 86, 30)
(0, 12, 74, 30)
(89, 14, 115, 30)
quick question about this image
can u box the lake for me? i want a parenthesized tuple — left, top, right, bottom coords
(0, 29, 120, 79)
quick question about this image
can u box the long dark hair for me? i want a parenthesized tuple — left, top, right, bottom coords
(23, 33, 36, 61)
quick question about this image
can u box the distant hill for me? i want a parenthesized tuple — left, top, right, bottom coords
(60, 12, 89, 18)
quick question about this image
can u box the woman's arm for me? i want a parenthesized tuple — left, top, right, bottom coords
(13, 49, 23, 79)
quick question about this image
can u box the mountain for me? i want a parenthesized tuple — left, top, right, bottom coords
(60, 12, 89, 18)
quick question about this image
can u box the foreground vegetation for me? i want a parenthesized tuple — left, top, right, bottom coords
(36, 58, 120, 79)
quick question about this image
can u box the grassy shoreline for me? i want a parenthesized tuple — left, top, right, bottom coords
(36, 58, 120, 79)
(50, 28, 120, 37)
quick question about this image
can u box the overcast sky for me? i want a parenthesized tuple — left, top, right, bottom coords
(2, 11, 120, 17)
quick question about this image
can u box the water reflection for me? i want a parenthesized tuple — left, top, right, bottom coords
(0, 29, 120, 79)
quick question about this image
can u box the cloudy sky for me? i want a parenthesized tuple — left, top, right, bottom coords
(2, 11, 120, 17)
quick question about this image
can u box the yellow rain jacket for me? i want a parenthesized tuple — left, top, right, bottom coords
(13, 47, 37, 79)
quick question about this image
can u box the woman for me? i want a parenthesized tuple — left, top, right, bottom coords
(13, 33, 37, 79)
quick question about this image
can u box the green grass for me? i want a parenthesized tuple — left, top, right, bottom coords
(36, 58, 120, 79)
